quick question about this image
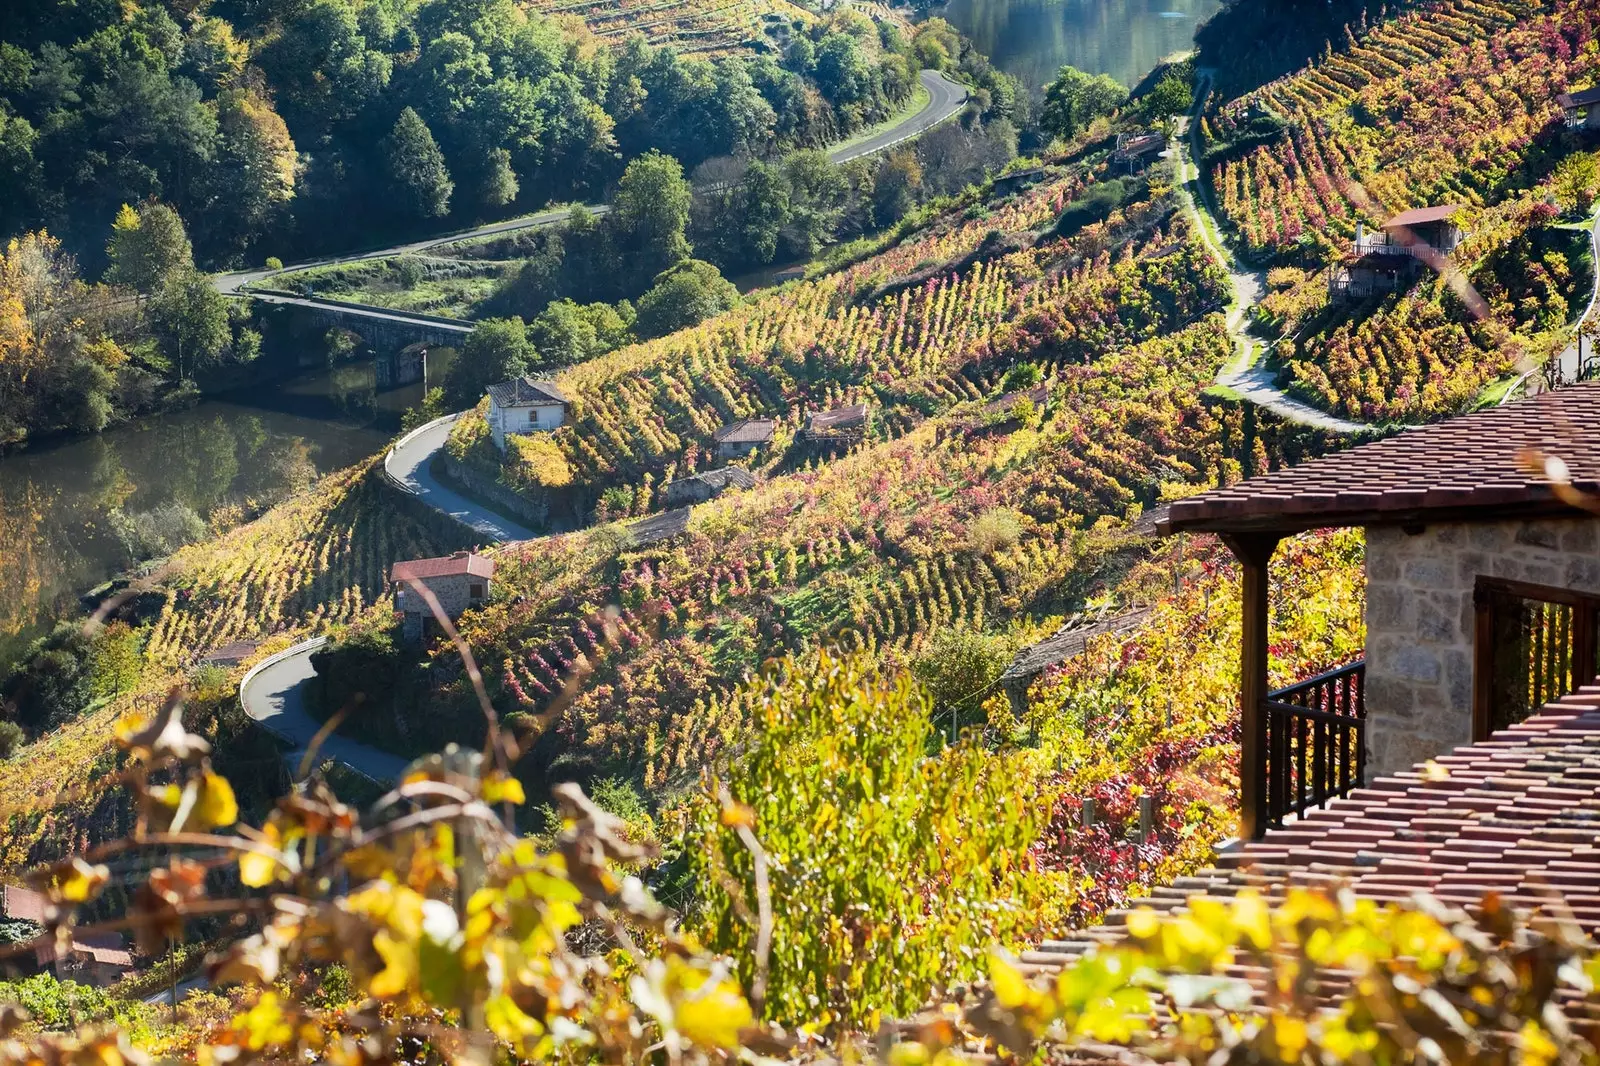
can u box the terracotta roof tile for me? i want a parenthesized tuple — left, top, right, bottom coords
(1161, 384, 1600, 534)
(391, 551, 495, 582)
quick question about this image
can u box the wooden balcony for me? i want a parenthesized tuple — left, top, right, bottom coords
(1260, 660, 1366, 831)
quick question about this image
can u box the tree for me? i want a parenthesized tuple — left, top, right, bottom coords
(610, 150, 693, 285)
(813, 32, 872, 105)
(1552, 152, 1598, 217)
(871, 149, 923, 227)
(1040, 66, 1128, 141)
(633, 260, 740, 339)
(444, 316, 533, 406)
(204, 90, 297, 253)
(1141, 71, 1194, 120)
(383, 107, 454, 219)
(530, 299, 632, 365)
(105, 202, 194, 295)
(151, 268, 231, 381)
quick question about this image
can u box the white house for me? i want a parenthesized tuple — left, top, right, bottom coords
(487, 376, 570, 450)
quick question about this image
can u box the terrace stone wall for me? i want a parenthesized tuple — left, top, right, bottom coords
(1363, 517, 1600, 777)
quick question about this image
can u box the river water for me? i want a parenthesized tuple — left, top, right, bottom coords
(939, 0, 1222, 92)
(0, 363, 435, 673)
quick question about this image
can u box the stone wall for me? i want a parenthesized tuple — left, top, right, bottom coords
(1364, 516, 1600, 776)
(431, 452, 551, 530)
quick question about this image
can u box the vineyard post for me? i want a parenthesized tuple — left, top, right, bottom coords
(1139, 794, 1154, 841)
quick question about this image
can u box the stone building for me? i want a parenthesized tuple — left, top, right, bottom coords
(800, 403, 869, 442)
(662, 466, 756, 507)
(486, 377, 570, 450)
(392, 551, 495, 642)
(1328, 204, 1466, 302)
(712, 418, 775, 459)
(1160, 384, 1600, 838)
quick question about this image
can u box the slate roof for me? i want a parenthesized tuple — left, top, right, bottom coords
(805, 404, 870, 433)
(625, 507, 692, 548)
(1019, 691, 1600, 987)
(1556, 86, 1600, 109)
(392, 551, 495, 582)
(1001, 606, 1153, 684)
(486, 376, 569, 408)
(665, 467, 757, 492)
(1113, 133, 1165, 157)
(713, 418, 776, 444)
(1160, 384, 1600, 535)
(198, 641, 260, 667)
(1382, 203, 1464, 229)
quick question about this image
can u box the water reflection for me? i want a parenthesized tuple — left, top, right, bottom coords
(0, 359, 442, 672)
(939, 0, 1224, 92)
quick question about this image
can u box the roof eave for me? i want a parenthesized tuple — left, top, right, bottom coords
(1158, 496, 1587, 537)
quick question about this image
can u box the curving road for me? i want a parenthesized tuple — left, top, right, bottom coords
(213, 70, 966, 307)
(1180, 71, 1371, 436)
(239, 638, 410, 784)
(384, 413, 539, 542)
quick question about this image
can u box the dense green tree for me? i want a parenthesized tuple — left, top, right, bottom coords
(1040, 65, 1128, 141)
(105, 201, 194, 294)
(444, 316, 533, 406)
(609, 150, 693, 285)
(530, 299, 632, 365)
(383, 107, 454, 219)
(813, 32, 872, 106)
(151, 267, 231, 380)
(1141, 71, 1193, 119)
(871, 149, 923, 227)
(633, 259, 739, 339)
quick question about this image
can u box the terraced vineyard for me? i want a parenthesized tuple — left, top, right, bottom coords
(529, 0, 816, 55)
(455, 312, 1340, 789)
(1203, 0, 1591, 259)
(514, 167, 1230, 502)
(143, 461, 462, 665)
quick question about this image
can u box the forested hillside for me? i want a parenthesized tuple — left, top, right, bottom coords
(0, 0, 1010, 268)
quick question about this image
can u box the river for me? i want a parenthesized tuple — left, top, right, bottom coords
(939, 0, 1223, 92)
(0, 362, 440, 674)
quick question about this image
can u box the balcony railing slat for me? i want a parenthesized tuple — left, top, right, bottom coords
(1261, 659, 1365, 829)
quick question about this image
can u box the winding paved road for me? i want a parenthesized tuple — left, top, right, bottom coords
(213, 70, 966, 311)
(384, 413, 540, 542)
(239, 638, 410, 784)
(1180, 72, 1371, 436)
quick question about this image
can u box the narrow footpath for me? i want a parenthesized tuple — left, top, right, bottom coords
(1178, 72, 1372, 436)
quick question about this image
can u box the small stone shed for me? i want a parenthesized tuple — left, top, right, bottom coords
(712, 418, 775, 459)
(392, 551, 495, 642)
(663, 466, 756, 508)
(487, 377, 570, 450)
(1160, 385, 1600, 838)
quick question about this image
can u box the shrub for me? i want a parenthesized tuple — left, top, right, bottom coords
(968, 506, 1025, 555)
(503, 432, 573, 492)
(912, 625, 1018, 730)
(1, 624, 95, 734)
(264, 256, 283, 271)
(0, 721, 22, 758)
(309, 623, 403, 729)
(1001, 361, 1042, 392)
(108, 502, 208, 560)
(690, 649, 1057, 1028)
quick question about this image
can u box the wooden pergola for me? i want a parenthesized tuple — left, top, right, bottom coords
(1159, 385, 1600, 838)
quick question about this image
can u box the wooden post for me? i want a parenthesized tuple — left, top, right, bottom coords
(1219, 533, 1280, 840)
(1138, 795, 1155, 841)
(1081, 798, 1096, 828)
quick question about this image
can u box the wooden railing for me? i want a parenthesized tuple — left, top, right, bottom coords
(1260, 660, 1366, 830)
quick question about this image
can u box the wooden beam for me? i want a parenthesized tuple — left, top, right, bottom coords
(1220, 532, 1281, 840)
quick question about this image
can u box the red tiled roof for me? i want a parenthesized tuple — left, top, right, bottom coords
(713, 418, 776, 444)
(391, 551, 495, 582)
(1160, 384, 1600, 535)
(1382, 203, 1465, 228)
(2, 885, 47, 923)
(36, 930, 134, 969)
(1020, 691, 1600, 980)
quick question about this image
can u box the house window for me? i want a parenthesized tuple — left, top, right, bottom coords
(527, 408, 539, 426)
(469, 583, 485, 600)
